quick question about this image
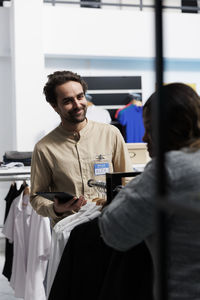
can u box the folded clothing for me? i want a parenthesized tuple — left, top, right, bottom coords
(0, 162, 25, 169)
(3, 151, 32, 166)
(4, 151, 32, 159)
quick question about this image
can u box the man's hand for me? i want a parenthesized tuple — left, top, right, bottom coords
(92, 197, 107, 207)
(53, 195, 87, 214)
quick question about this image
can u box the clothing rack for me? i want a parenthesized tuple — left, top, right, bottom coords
(87, 179, 106, 191)
(0, 175, 31, 182)
(0, 167, 31, 182)
(87, 171, 142, 204)
(106, 171, 141, 203)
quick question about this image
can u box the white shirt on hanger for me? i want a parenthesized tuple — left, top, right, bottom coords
(46, 202, 101, 298)
(86, 105, 111, 124)
(2, 192, 32, 298)
(24, 208, 51, 300)
(2, 191, 51, 300)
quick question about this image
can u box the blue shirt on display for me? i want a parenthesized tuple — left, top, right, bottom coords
(117, 104, 145, 143)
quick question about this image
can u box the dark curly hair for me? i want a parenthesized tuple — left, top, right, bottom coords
(43, 70, 88, 105)
(143, 83, 200, 152)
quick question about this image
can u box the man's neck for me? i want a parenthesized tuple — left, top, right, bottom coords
(61, 118, 87, 132)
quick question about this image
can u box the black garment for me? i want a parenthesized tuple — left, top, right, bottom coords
(2, 182, 27, 281)
(4, 182, 27, 223)
(3, 151, 32, 166)
(3, 157, 32, 166)
(80, 0, 101, 8)
(182, 0, 198, 13)
(48, 217, 153, 300)
(98, 242, 153, 300)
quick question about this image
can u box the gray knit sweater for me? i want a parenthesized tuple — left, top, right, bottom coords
(99, 149, 200, 300)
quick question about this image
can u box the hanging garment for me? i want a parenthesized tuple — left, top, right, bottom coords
(2, 181, 27, 281)
(48, 217, 112, 300)
(182, 0, 198, 13)
(24, 207, 51, 300)
(3, 182, 27, 223)
(115, 93, 142, 119)
(46, 202, 101, 298)
(117, 104, 145, 142)
(2, 191, 32, 297)
(114, 102, 132, 119)
(48, 217, 153, 300)
(86, 104, 111, 124)
(2, 190, 51, 300)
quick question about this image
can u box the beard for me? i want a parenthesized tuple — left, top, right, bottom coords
(66, 106, 87, 124)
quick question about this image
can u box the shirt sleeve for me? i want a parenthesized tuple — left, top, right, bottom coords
(112, 126, 133, 174)
(30, 144, 71, 224)
(2, 198, 15, 243)
(98, 159, 156, 251)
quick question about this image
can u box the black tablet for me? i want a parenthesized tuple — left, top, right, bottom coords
(36, 192, 74, 204)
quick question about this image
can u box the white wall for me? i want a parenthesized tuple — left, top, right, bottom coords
(0, 8, 13, 160)
(43, 6, 200, 101)
(10, 0, 55, 152)
(43, 7, 155, 58)
(43, 7, 200, 60)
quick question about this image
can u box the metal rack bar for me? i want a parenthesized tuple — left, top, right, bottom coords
(0, 176, 30, 182)
(0, 170, 31, 182)
(87, 172, 141, 204)
(0, 171, 30, 176)
(44, 0, 200, 12)
(87, 179, 106, 190)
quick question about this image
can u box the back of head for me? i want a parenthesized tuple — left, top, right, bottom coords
(143, 83, 200, 152)
(43, 70, 88, 106)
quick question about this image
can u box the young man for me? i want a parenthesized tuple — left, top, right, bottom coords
(30, 70, 132, 226)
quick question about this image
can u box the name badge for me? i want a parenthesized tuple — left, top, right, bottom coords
(94, 163, 109, 176)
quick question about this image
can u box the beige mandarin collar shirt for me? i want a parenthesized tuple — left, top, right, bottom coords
(30, 120, 133, 224)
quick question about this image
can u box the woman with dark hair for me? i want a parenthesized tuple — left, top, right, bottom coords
(98, 83, 200, 299)
(143, 82, 200, 156)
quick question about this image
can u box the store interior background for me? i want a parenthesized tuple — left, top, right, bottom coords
(0, 0, 200, 232)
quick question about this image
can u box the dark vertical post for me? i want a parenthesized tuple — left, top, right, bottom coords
(154, 1, 168, 300)
(139, 0, 143, 11)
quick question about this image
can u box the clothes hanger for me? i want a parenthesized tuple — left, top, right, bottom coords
(87, 100, 94, 107)
(23, 180, 30, 196)
(23, 186, 30, 195)
(132, 99, 143, 107)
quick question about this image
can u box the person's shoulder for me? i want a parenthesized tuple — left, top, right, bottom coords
(89, 120, 120, 134)
(166, 148, 197, 161)
(34, 126, 60, 150)
(161, 149, 200, 182)
(142, 149, 200, 182)
(88, 120, 119, 131)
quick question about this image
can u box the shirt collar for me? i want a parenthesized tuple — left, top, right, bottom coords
(56, 119, 92, 140)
